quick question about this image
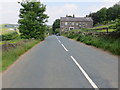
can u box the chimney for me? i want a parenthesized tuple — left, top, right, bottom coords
(73, 14, 75, 18)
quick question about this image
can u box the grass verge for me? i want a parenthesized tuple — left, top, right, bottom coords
(1, 39, 41, 72)
(62, 31, 120, 55)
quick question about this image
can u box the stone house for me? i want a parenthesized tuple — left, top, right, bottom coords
(60, 16, 93, 31)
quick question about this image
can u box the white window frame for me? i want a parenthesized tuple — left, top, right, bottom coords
(65, 22, 68, 25)
(76, 23, 79, 26)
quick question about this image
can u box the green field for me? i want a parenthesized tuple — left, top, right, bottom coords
(0, 24, 20, 45)
(71, 24, 116, 33)
(0, 24, 19, 35)
(91, 24, 116, 32)
(97, 29, 115, 32)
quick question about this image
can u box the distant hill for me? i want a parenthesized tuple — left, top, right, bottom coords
(4, 24, 19, 28)
(0, 24, 19, 35)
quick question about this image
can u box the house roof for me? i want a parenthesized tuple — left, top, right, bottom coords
(60, 17, 93, 22)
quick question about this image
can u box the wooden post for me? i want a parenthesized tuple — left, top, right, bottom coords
(106, 28, 108, 33)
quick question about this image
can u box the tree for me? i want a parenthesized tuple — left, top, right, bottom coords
(18, 0, 49, 40)
(88, 4, 120, 25)
(88, 12, 99, 25)
(97, 8, 107, 23)
(52, 19, 60, 34)
(116, 16, 120, 32)
(107, 4, 120, 21)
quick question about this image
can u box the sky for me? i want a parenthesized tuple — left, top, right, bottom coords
(0, 0, 119, 25)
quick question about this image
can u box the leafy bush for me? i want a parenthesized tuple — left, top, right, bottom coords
(1, 32, 19, 41)
(54, 28, 60, 34)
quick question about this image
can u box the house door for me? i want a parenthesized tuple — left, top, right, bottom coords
(69, 27, 74, 30)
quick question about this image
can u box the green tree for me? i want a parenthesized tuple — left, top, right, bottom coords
(52, 19, 60, 34)
(18, 0, 49, 40)
(116, 16, 120, 32)
(97, 8, 107, 23)
(88, 4, 120, 25)
(44, 26, 53, 36)
(89, 12, 99, 25)
(107, 4, 120, 21)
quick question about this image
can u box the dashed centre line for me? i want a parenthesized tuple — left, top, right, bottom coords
(56, 37, 68, 52)
(58, 40, 61, 43)
(56, 36, 99, 89)
(61, 44, 68, 52)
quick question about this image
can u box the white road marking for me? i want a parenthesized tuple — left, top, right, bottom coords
(56, 37, 58, 40)
(56, 36, 61, 43)
(70, 56, 99, 89)
(61, 44, 68, 52)
(56, 36, 98, 89)
(58, 40, 61, 43)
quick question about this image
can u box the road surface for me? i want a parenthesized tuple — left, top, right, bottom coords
(2, 35, 118, 88)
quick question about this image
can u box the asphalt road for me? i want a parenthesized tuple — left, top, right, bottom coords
(2, 35, 118, 88)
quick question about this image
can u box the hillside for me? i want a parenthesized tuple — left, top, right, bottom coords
(0, 24, 19, 35)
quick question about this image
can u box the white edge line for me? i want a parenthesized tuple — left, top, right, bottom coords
(70, 56, 99, 89)
(61, 44, 68, 52)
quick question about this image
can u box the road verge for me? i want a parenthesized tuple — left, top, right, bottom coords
(61, 30, 120, 56)
(1, 39, 41, 72)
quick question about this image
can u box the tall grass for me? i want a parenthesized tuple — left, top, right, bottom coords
(2, 39, 40, 71)
(62, 32, 120, 55)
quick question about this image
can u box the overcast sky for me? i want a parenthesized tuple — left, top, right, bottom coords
(0, 0, 119, 25)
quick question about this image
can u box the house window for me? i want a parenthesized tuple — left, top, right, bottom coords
(65, 22, 68, 25)
(72, 22, 74, 25)
(76, 23, 78, 26)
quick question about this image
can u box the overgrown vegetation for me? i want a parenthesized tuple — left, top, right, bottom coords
(62, 30, 120, 55)
(1, 32, 19, 41)
(2, 39, 40, 71)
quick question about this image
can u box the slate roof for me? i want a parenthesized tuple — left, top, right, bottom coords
(60, 17, 93, 22)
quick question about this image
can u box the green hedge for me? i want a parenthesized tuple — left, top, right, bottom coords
(1, 32, 19, 41)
